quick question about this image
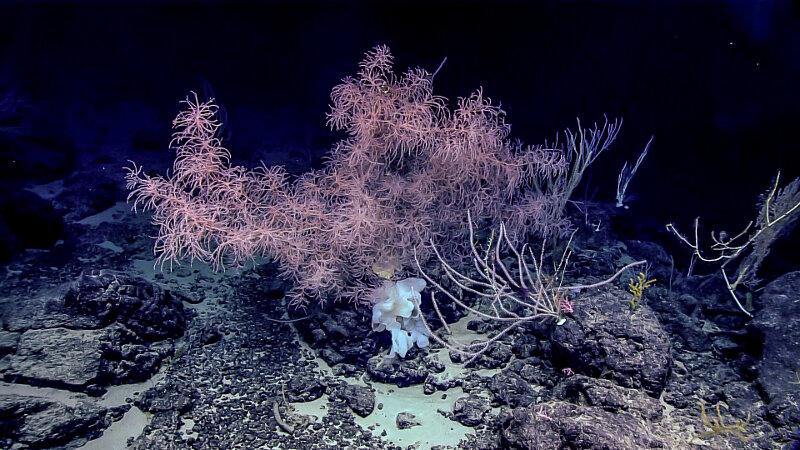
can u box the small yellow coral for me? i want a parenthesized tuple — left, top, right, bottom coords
(628, 271, 656, 310)
(697, 401, 751, 442)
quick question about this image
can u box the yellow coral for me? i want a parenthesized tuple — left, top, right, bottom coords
(628, 271, 656, 310)
(697, 401, 751, 442)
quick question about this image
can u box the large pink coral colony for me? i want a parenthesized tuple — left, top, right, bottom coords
(125, 45, 618, 308)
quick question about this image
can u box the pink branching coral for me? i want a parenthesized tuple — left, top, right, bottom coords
(125, 45, 619, 309)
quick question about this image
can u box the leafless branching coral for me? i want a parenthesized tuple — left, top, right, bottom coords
(415, 211, 646, 364)
(667, 171, 800, 316)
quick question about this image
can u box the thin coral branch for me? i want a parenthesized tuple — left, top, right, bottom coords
(415, 211, 646, 363)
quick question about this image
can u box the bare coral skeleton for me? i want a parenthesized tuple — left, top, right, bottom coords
(415, 211, 646, 364)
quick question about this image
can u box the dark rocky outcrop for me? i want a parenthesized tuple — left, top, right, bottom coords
(750, 271, 800, 428)
(502, 401, 664, 449)
(333, 383, 375, 418)
(0, 394, 107, 449)
(2, 269, 190, 394)
(452, 392, 490, 427)
(550, 287, 672, 397)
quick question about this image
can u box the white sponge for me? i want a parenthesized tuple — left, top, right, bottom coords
(370, 277, 430, 358)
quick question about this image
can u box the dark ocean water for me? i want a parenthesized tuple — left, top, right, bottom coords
(2, 1, 799, 268)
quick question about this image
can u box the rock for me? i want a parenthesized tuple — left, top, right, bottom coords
(0, 132, 76, 185)
(0, 394, 107, 449)
(319, 348, 345, 365)
(136, 382, 196, 415)
(513, 360, 553, 388)
(0, 330, 20, 358)
(511, 334, 540, 359)
(295, 303, 378, 368)
(396, 411, 421, 430)
(6, 327, 105, 389)
(367, 355, 430, 387)
(335, 383, 375, 417)
(0, 190, 64, 256)
(502, 401, 664, 449)
(4, 269, 188, 340)
(664, 305, 713, 352)
(197, 326, 222, 346)
(285, 375, 326, 402)
(450, 341, 513, 369)
(750, 271, 800, 428)
(550, 287, 672, 397)
(553, 375, 662, 421)
(489, 372, 538, 408)
(622, 240, 673, 277)
(1, 270, 189, 393)
(53, 169, 119, 223)
(452, 393, 489, 427)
